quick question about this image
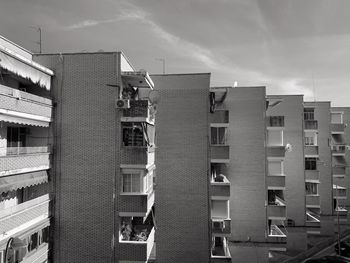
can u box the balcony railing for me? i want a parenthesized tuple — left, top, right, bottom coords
(305, 170, 320, 181)
(333, 166, 346, 177)
(211, 146, 229, 162)
(209, 110, 229, 124)
(267, 176, 285, 189)
(0, 147, 50, 176)
(267, 146, 285, 158)
(0, 194, 50, 236)
(331, 123, 345, 134)
(212, 218, 231, 235)
(122, 100, 155, 123)
(211, 178, 230, 198)
(6, 146, 49, 155)
(267, 205, 286, 219)
(304, 145, 319, 156)
(331, 145, 346, 156)
(333, 187, 347, 199)
(119, 190, 155, 216)
(304, 120, 318, 130)
(120, 146, 155, 166)
(0, 84, 52, 126)
(306, 195, 320, 207)
(119, 226, 155, 262)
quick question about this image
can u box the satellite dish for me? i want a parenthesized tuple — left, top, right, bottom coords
(285, 143, 293, 153)
(149, 90, 160, 105)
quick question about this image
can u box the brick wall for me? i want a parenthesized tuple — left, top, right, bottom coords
(152, 74, 210, 263)
(224, 87, 267, 242)
(267, 95, 306, 226)
(35, 53, 121, 263)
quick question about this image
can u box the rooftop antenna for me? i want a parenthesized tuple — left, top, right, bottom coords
(29, 26, 42, 53)
(312, 72, 316, 102)
(155, 58, 165, 74)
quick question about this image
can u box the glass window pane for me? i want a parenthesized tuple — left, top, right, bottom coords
(123, 174, 132, 192)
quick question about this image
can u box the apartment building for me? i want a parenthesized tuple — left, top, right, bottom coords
(330, 108, 350, 216)
(34, 52, 156, 263)
(0, 36, 53, 262)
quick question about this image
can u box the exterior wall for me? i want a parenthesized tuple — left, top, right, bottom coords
(35, 53, 120, 263)
(332, 107, 350, 209)
(267, 95, 305, 226)
(152, 74, 210, 263)
(305, 102, 333, 216)
(224, 87, 267, 242)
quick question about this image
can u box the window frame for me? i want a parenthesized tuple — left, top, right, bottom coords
(305, 157, 317, 170)
(210, 126, 227, 145)
(305, 131, 318, 146)
(306, 182, 318, 195)
(267, 129, 284, 146)
(268, 160, 284, 176)
(304, 108, 315, 121)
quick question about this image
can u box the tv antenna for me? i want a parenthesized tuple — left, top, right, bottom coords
(155, 58, 165, 74)
(29, 26, 42, 53)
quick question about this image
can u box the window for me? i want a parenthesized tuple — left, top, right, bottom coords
(268, 161, 283, 176)
(304, 108, 315, 120)
(143, 170, 154, 193)
(7, 127, 27, 148)
(306, 182, 318, 195)
(269, 116, 284, 127)
(305, 131, 317, 146)
(331, 112, 343, 124)
(122, 122, 146, 146)
(211, 127, 227, 145)
(28, 232, 39, 252)
(305, 158, 317, 170)
(122, 173, 141, 193)
(267, 130, 283, 146)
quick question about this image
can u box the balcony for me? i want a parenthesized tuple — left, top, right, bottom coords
(119, 190, 155, 217)
(306, 211, 320, 227)
(331, 145, 346, 156)
(121, 100, 155, 124)
(304, 146, 319, 156)
(0, 147, 50, 176)
(267, 223, 287, 243)
(305, 170, 320, 181)
(333, 185, 347, 199)
(211, 146, 229, 163)
(212, 219, 231, 236)
(331, 123, 345, 134)
(211, 237, 231, 263)
(209, 110, 229, 124)
(0, 194, 50, 241)
(211, 174, 230, 199)
(0, 84, 52, 127)
(306, 195, 320, 207)
(267, 176, 285, 190)
(333, 166, 346, 178)
(119, 226, 155, 262)
(120, 146, 155, 167)
(267, 205, 286, 219)
(304, 120, 318, 130)
(267, 146, 285, 158)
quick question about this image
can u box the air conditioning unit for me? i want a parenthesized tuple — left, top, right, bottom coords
(213, 221, 224, 230)
(115, 99, 130, 109)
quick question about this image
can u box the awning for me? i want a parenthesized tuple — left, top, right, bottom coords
(0, 113, 50, 127)
(0, 171, 48, 194)
(0, 48, 52, 90)
(121, 71, 154, 89)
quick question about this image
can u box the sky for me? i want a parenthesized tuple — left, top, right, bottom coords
(0, 0, 350, 106)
